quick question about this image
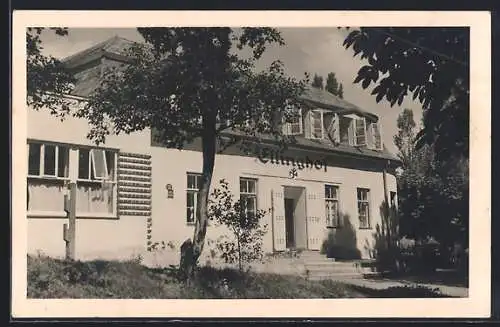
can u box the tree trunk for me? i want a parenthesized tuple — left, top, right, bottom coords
(179, 114, 217, 282)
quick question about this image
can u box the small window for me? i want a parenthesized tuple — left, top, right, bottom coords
(357, 188, 371, 229)
(325, 185, 340, 228)
(186, 173, 202, 224)
(310, 110, 323, 139)
(78, 148, 115, 181)
(78, 149, 90, 180)
(27, 142, 69, 178)
(240, 178, 257, 219)
(28, 143, 41, 176)
(283, 106, 303, 135)
(339, 116, 354, 145)
(43, 144, 57, 176)
(57, 146, 69, 178)
(355, 118, 366, 146)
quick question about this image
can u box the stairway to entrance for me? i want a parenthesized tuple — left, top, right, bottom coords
(297, 250, 376, 281)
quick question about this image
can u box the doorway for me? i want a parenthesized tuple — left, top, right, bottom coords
(282, 186, 307, 249)
(284, 198, 295, 248)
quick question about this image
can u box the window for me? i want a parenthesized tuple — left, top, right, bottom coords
(310, 110, 323, 139)
(27, 140, 117, 217)
(323, 113, 339, 142)
(355, 118, 367, 146)
(282, 106, 303, 135)
(186, 173, 202, 224)
(28, 142, 69, 178)
(339, 116, 355, 145)
(76, 148, 117, 215)
(240, 178, 257, 219)
(357, 188, 371, 229)
(325, 185, 340, 228)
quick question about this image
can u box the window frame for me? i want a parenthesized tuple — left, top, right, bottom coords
(283, 107, 303, 136)
(325, 184, 340, 228)
(27, 142, 70, 181)
(354, 117, 367, 147)
(357, 188, 371, 229)
(27, 140, 119, 219)
(309, 109, 325, 140)
(239, 177, 258, 219)
(186, 172, 202, 225)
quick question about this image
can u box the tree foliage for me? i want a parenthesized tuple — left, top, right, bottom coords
(342, 27, 469, 160)
(50, 27, 307, 280)
(26, 27, 75, 116)
(207, 179, 268, 272)
(393, 108, 417, 167)
(394, 109, 468, 263)
(311, 74, 324, 89)
(325, 72, 344, 99)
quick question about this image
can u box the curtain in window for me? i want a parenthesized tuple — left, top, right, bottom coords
(27, 180, 65, 212)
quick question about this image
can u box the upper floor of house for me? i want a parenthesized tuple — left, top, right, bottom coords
(54, 36, 397, 164)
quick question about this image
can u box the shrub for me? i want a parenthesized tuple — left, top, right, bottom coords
(207, 179, 269, 271)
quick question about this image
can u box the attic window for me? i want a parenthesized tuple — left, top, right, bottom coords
(282, 106, 303, 135)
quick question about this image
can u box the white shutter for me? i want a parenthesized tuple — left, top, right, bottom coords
(367, 123, 375, 149)
(304, 110, 312, 138)
(271, 188, 286, 251)
(372, 122, 382, 149)
(306, 188, 324, 250)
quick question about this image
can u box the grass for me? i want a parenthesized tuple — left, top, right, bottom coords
(27, 254, 449, 299)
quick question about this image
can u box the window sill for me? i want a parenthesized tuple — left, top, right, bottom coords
(27, 210, 118, 220)
(358, 226, 373, 230)
(326, 226, 341, 229)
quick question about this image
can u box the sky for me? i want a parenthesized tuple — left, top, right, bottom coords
(38, 27, 424, 155)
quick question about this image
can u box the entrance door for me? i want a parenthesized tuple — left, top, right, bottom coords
(284, 198, 295, 248)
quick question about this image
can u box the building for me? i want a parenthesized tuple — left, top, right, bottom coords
(26, 36, 401, 265)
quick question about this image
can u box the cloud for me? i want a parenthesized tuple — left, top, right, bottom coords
(39, 27, 424, 154)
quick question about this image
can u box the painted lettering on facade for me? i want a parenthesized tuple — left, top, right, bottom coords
(256, 146, 327, 172)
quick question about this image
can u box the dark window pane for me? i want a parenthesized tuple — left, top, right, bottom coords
(44, 145, 56, 176)
(105, 151, 115, 179)
(57, 146, 69, 178)
(28, 143, 41, 175)
(78, 149, 90, 179)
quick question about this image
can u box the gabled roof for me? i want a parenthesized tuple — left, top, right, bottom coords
(62, 36, 136, 69)
(299, 86, 379, 122)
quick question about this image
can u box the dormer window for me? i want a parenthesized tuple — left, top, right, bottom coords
(310, 110, 323, 139)
(354, 118, 367, 147)
(282, 106, 303, 135)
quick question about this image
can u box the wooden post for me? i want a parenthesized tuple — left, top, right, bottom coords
(63, 182, 77, 260)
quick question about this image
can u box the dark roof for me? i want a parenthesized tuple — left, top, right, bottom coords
(62, 36, 136, 69)
(299, 86, 379, 122)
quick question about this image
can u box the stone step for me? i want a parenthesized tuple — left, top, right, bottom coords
(306, 273, 364, 281)
(304, 265, 363, 272)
